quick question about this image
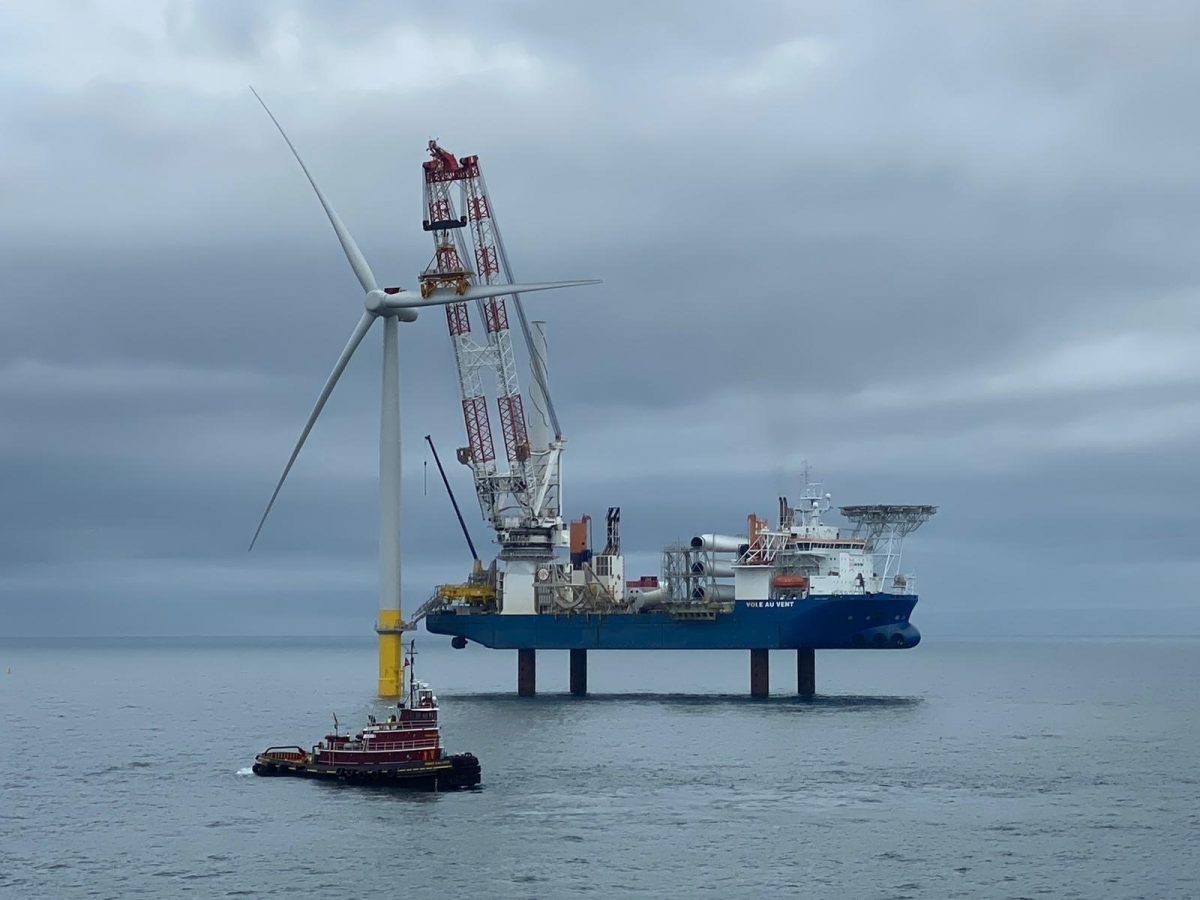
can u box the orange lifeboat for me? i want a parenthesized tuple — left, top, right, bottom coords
(772, 574, 809, 590)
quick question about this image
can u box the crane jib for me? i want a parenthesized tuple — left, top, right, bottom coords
(421, 141, 563, 542)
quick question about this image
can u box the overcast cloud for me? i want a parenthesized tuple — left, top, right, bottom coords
(3, 1, 1199, 637)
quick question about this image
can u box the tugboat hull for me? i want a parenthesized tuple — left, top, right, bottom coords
(252, 750, 481, 790)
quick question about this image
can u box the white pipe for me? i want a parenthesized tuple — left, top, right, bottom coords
(629, 586, 670, 609)
(690, 583, 735, 601)
(379, 316, 401, 614)
(690, 559, 735, 578)
(690, 534, 748, 554)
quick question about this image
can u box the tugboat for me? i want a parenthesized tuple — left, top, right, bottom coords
(252, 643, 480, 790)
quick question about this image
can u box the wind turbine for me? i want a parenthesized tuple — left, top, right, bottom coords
(246, 90, 597, 697)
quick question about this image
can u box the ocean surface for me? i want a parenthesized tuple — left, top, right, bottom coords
(1, 636, 1197, 899)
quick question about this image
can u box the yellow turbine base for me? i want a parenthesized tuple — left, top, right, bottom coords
(377, 609, 406, 698)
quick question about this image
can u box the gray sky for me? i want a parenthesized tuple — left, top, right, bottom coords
(3, 1, 1199, 637)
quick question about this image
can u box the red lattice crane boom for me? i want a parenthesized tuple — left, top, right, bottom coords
(420, 142, 562, 552)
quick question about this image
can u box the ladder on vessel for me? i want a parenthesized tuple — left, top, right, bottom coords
(406, 595, 448, 630)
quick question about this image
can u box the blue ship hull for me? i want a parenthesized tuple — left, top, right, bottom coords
(424, 593, 920, 650)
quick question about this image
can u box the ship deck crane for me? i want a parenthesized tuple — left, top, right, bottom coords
(421, 142, 566, 614)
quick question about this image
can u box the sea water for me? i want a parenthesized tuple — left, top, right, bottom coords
(1, 637, 1196, 898)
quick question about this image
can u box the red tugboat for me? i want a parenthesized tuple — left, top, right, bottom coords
(253, 644, 480, 790)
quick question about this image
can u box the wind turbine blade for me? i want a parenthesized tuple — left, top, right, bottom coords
(249, 311, 377, 550)
(384, 279, 601, 310)
(250, 86, 379, 294)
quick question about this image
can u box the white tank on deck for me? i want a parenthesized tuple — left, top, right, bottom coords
(690, 534, 748, 554)
(690, 558, 735, 578)
(690, 583, 735, 601)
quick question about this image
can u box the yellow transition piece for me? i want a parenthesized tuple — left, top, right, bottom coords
(377, 609, 406, 698)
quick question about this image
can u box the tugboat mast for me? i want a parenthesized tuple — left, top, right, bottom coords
(406, 640, 418, 709)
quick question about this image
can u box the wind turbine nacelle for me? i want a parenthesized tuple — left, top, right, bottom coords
(365, 290, 418, 321)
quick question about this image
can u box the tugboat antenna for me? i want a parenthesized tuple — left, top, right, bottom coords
(406, 640, 417, 709)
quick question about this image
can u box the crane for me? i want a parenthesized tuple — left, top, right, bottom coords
(421, 142, 567, 614)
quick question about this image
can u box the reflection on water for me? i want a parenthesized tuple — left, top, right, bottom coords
(450, 691, 923, 710)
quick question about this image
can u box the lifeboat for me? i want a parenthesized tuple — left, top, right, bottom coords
(772, 574, 809, 590)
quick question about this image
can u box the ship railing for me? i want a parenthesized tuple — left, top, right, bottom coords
(327, 738, 440, 753)
(820, 581, 915, 596)
(408, 592, 453, 628)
